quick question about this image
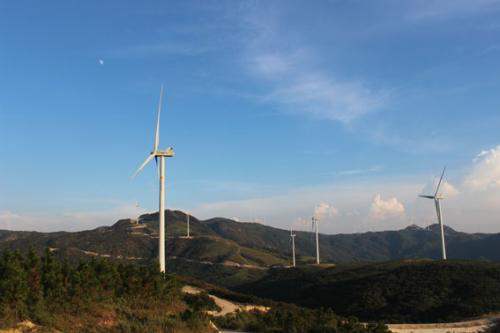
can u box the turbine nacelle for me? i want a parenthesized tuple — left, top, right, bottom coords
(153, 147, 175, 157)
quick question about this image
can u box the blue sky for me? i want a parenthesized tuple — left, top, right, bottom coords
(1, 1, 500, 233)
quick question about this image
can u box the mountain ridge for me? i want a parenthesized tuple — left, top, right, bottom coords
(0, 209, 499, 265)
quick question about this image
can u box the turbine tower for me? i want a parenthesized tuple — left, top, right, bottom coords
(132, 85, 174, 273)
(290, 227, 296, 267)
(312, 216, 320, 264)
(186, 211, 191, 238)
(419, 167, 447, 260)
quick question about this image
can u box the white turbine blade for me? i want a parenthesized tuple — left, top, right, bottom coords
(154, 84, 164, 152)
(132, 154, 155, 178)
(435, 167, 446, 196)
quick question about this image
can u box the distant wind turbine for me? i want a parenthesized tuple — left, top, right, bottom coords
(132, 85, 174, 273)
(186, 211, 191, 238)
(312, 216, 320, 264)
(290, 227, 296, 267)
(419, 167, 447, 260)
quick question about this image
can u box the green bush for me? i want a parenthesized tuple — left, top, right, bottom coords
(183, 291, 221, 312)
(214, 305, 390, 333)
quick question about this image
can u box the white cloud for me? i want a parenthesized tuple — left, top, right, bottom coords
(98, 59, 104, 65)
(440, 182, 460, 197)
(464, 145, 500, 191)
(420, 178, 460, 198)
(192, 182, 420, 234)
(369, 194, 406, 222)
(313, 203, 338, 220)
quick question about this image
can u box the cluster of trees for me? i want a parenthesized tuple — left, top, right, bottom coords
(0, 248, 398, 332)
(241, 260, 500, 323)
(0, 248, 214, 332)
(214, 305, 389, 333)
(316, 261, 500, 322)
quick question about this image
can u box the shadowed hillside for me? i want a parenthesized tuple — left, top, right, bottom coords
(234, 260, 500, 323)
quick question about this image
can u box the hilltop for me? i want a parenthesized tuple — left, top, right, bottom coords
(1, 209, 499, 267)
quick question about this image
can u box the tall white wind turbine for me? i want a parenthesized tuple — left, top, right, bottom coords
(312, 216, 320, 264)
(419, 167, 447, 260)
(132, 85, 174, 273)
(186, 211, 191, 238)
(290, 227, 296, 267)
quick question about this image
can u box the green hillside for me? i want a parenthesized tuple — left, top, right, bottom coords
(1, 210, 499, 266)
(0, 248, 392, 333)
(235, 260, 500, 323)
(0, 248, 217, 332)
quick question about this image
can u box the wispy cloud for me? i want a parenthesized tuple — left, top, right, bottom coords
(405, 0, 500, 22)
(337, 166, 383, 176)
(264, 74, 387, 123)
(106, 41, 213, 58)
(241, 9, 388, 124)
(0, 203, 145, 232)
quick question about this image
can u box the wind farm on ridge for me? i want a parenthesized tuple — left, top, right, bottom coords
(2, 1, 500, 332)
(131, 86, 456, 272)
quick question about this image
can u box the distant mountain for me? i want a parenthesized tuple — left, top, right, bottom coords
(0, 209, 499, 267)
(187, 213, 500, 262)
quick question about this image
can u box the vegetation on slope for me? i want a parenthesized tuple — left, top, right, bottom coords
(0, 248, 396, 333)
(3, 210, 500, 266)
(236, 260, 500, 323)
(168, 258, 269, 288)
(0, 248, 216, 332)
(215, 305, 390, 333)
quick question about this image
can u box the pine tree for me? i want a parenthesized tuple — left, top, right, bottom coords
(25, 249, 45, 321)
(41, 248, 63, 305)
(0, 250, 29, 323)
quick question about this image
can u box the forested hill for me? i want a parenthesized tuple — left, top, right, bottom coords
(234, 260, 500, 323)
(0, 210, 499, 266)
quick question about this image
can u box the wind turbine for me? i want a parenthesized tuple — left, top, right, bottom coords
(419, 167, 447, 260)
(132, 85, 174, 273)
(186, 211, 191, 238)
(290, 227, 296, 267)
(312, 216, 320, 264)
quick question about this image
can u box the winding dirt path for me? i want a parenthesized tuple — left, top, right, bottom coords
(182, 285, 270, 317)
